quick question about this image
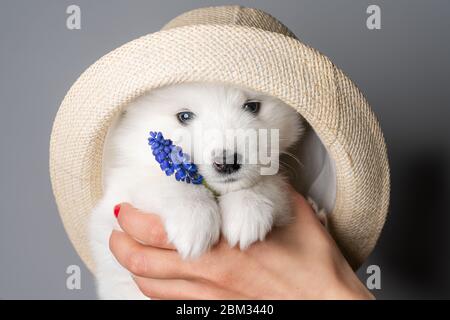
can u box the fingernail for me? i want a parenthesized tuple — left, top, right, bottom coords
(114, 204, 121, 218)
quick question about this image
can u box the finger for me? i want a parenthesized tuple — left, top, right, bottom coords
(109, 230, 196, 279)
(287, 189, 335, 245)
(266, 188, 328, 245)
(133, 277, 247, 300)
(115, 203, 174, 249)
(288, 188, 323, 225)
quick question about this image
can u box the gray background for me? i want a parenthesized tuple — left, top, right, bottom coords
(1, 0, 449, 299)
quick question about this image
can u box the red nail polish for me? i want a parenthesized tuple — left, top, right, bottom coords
(114, 204, 121, 218)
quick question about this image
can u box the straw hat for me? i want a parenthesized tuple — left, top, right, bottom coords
(50, 5, 390, 272)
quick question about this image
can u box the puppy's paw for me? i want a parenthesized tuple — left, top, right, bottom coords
(219, 190, 274, 250)
(163, 198, 221, 259)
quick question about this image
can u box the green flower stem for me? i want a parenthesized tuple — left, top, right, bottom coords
(202, 180, 220, 198)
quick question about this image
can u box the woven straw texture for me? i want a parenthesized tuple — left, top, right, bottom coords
(50, 5, 390, 272)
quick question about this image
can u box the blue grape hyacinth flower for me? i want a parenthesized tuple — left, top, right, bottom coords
(148, 131, 203, 185)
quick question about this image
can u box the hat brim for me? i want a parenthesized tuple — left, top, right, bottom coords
(50, 24, 390, 272)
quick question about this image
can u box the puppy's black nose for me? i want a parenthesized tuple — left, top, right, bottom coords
(213, 151, 241, 174)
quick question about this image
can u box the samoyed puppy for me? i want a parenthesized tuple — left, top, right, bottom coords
(89, 83, 308, 299)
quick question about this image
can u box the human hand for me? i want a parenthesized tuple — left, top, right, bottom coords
(109, 190, 374, 299)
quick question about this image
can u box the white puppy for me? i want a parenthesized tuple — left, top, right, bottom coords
(89, 83, 306, 299)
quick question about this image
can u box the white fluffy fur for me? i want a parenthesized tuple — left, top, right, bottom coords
(89, 83, 304, 299)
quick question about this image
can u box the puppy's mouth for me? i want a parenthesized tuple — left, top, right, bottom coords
(216, 176, 238, 183)
(208, 171, 240, 184)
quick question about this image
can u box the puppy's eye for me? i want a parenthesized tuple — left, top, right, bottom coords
(176, 111, 195, 124)
(242, 101, 261, 114)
